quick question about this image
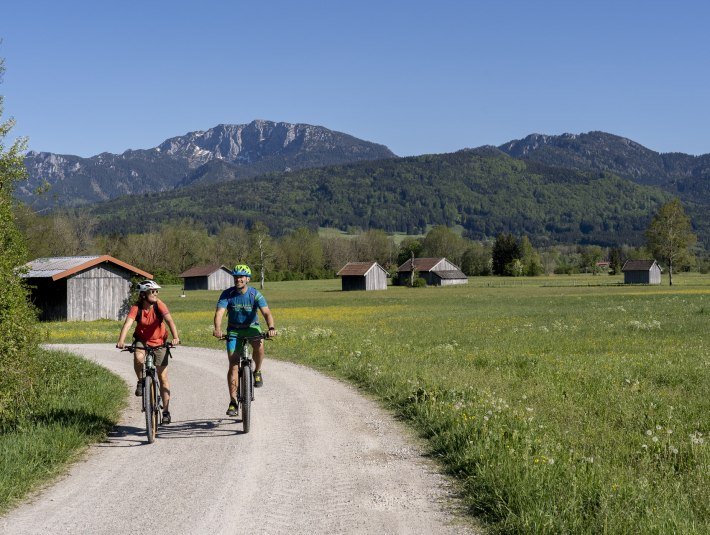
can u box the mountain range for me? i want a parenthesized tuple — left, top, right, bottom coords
(19, 120, 396, 209)
(496, 131, 709, 203)
(18, 123, 708, 248)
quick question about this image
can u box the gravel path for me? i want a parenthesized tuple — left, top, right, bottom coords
(1, 344, 479, 534)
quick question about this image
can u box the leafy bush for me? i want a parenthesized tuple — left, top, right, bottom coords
(0, 62, 39, 426)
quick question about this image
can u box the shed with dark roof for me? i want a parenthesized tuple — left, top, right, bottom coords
(21, 255, 152, 321)
(336, 262, 388, 291)
(396, 257, 468, 286)
(179, 264, 233, 291)
(622, 259, 662, 285)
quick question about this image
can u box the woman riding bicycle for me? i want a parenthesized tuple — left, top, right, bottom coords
(117, 280, 180, 424)
(213, 264, 276, 416)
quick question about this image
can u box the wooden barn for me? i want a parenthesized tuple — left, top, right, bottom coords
(180, 264, 233, 291)
(396, 257, 468, 286)
(21, 255, 152, 321)
(337, 261, 388, 291)
(622, 259, 662, 285)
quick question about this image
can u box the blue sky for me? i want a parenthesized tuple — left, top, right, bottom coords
(2, 1, 708, 158)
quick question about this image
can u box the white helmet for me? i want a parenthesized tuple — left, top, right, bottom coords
(136, 280, 161, 292)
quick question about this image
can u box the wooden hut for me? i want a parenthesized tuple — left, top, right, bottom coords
(337, 262, 388, 291)
(396, 257, 468, 286)
(180, 264, 233, 291)
(622, 259, 662, 285)
(21, 255, 152, 321)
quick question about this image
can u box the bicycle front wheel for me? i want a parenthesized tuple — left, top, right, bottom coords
(144, 375, 156, 443)
(240, 366, 253, 433)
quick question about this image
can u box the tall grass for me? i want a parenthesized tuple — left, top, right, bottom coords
(43, 274, 709, 533)
(0, 348, 125, 513)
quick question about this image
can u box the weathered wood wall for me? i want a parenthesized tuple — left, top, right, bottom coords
(624, 266, 661, 285)
(207, 269, 233, 290)
(341, 269, 387, 291)
(67, 264, 132, 321)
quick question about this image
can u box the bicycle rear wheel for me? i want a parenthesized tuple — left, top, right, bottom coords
(144, 375, 156, 443)
(240, 366, 253, 433)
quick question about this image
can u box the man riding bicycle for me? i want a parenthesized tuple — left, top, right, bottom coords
(213, 264, 276, 416)
(117, 280, 180, 424)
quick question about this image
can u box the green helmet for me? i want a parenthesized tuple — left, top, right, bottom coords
(232, 264, 252, 277)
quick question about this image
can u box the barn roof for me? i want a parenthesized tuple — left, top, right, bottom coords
(622, 259, 659, 272)
(22, 255, 152, 281)
(180, 264, 230, 278)
(336, 261, 386, 276)
(433, 269, 467, 279)
(397, 257, 446, 272)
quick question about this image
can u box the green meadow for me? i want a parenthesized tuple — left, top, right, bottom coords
(0, 349, 125, 514)
(41, 275, 709, 533)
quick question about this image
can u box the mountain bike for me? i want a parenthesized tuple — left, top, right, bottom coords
(222, 332, 271, 433)
(121, 342, 173, 443)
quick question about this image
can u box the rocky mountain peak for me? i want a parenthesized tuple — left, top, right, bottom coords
(20, 120, 396, 209)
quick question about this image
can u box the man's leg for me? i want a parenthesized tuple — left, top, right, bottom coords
(227, 350, 239, 401)
(252, 339, 264, 372)
(252, 339, 265, 387)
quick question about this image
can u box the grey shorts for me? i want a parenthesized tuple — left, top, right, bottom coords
(134, 340, 170, 367)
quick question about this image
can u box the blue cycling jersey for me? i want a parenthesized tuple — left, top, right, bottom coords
(216, 286, 267, 329)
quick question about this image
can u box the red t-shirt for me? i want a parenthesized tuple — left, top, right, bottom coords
(128, 299, 170, 346)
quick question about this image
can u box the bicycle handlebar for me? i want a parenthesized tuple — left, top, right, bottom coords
(119, 342, 176, 353)
(219, 332, 273, 342)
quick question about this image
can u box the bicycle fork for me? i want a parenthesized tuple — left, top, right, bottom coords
(237, 362, 254, 402)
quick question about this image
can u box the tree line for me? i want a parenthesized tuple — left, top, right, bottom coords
(14, 202, 703, 283)
(69, 148, 708, 251)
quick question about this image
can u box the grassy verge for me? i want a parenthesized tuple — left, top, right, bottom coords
(42, 274, 710, 533)
(0, 348, 125, 514)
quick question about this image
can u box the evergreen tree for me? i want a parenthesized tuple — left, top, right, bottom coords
(492, 233, 521, 276)
(609, 247, 623, 275)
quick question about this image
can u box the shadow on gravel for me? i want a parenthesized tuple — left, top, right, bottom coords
(98, 418, 248, 447)
(156, 418, 248, 439)
(97, 424, 146, 447)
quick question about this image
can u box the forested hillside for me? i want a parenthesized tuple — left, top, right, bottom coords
(498, 131, 710, 205)
(80, 149, 681, 248)
(19, 121, 396, 209)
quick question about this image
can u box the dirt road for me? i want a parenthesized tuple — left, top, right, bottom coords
(1, 344, 478, 534)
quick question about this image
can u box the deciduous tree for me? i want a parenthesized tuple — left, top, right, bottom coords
(0, 57, 38, 419)
(421, 225, 466, 265)
(645, 199, 697, 285)
(248, 222, 273, 289)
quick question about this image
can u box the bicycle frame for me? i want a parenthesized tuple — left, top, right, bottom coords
(225, 335, 259, 398)
(122, 343, 172, 443)
(143, 351, 162, 415)
(224, 333, 268, 433)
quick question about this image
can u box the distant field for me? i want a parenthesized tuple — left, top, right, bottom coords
(316, 224, 466, 244)
(44, 274, 710, 533)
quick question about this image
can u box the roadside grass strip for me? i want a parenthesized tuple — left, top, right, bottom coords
(41, 276, 710, 533)
(0, 349, 125, 514)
